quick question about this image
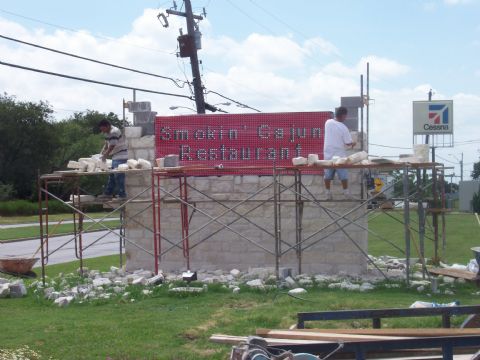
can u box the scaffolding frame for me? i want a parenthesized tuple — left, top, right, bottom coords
(37, 163, 446, 286)
(150, 163, 447, 285)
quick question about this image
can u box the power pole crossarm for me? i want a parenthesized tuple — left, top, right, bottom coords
(166, 9, 203, 20)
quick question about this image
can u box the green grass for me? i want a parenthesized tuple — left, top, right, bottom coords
(368, 212, 480, 264)
(0, 254, 478, 359)
(0, 220, 120, 241)
(1, 213, 480, 359)
(0, 212, 115, 225)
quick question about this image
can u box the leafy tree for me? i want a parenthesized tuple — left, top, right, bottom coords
(473, 187, 480, 213)
(472, 161, 480, 180)
(49, 110, 125, 197)
(51, 110, 124, 170)
(0, 94, 59, 198)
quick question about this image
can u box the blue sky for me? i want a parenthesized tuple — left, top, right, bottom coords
(2, 0, 479, 93)
(0, 0, 479, 178)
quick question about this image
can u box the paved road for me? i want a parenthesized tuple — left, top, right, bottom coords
(0, 230, 120, 265)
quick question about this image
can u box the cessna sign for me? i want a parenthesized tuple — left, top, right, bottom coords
(413, 100, 453, 135)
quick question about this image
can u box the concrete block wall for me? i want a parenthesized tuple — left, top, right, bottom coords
(123, 127, 368, 275)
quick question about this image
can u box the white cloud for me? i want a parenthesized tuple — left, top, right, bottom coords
(444, 0, 474, 5)
(0, 8, 479, 177)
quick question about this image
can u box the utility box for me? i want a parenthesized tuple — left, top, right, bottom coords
(178, 35, 195, 58)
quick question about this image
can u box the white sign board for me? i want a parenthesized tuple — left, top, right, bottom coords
(413, 100, 453, 135)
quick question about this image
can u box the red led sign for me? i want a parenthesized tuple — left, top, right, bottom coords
(155, 111, 332, 173)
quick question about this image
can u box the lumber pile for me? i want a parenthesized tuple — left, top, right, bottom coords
(210, 328, 480, 359)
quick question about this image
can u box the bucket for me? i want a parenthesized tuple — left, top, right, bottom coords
(414, 144, 430, 162)
(471, 247, 480, 276)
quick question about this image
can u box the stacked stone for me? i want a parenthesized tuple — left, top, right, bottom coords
(122, 128, 368, 276)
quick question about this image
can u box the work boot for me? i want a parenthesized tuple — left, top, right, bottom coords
(343, 190, 356, 200)
(325, 190, 333, 201)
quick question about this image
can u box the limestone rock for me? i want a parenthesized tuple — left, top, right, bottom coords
(359, 282, 375, 292)
(145, 274, 164, 286)
(132, 277, 146, 285)
(54, 296, 74, 307)
(92, 278, 112, 287)
(9, 281, 27, 298)
(230, 269, 241, 278)
(0, 283, 10, 298)
(169, 287, 203, 293)
(284, 276, 296, 288)
(246, 279, 264, 288)
(288, 288, 307, 295)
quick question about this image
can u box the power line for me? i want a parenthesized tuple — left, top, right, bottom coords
(0, 8, 175, 55)
(369, 143, 411, 150)
(206, 89, 261, 112)
(248, 0, 339, 57)
(0, 60, 193, 100)
(0, 34, 187, 88)
(224, 0, 277, 34)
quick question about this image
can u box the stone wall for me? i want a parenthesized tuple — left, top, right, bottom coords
(124, 127, 368, 275)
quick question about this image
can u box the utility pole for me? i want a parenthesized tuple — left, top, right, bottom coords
(460, 152, 464, 182)
(167, 0, 206, 114)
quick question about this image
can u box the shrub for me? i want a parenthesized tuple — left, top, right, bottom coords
(0, 182, 16, 201)
(0, 199, 80, 216)
(473, 188, 480, 213)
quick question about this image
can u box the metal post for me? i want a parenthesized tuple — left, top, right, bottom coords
(440, 168, 446, 253)
(132, 89, 136, 125)
(366, 62, 370, 149)
(403, 165, 411, 286)
(151, 169, 159, 275)
(432, 163, 439, 264)
(273, 167, 280, 283)
(37, 172, 46, 286)
(416, 168, 426, 278)
(295, 170, 303, 275)
(119, 208, 125, 268)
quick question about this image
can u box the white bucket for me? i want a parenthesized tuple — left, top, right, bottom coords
(414, 144, 429, 162)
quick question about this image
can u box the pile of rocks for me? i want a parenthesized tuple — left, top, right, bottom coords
(5, 255, 476, 307)
(0, 277, 27, 298)
(30, 266, 164, 307)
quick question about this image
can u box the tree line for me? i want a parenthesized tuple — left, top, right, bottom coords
(0, 93, 125, 200)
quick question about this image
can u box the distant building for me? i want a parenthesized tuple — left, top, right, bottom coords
(459, 180, 480, 212)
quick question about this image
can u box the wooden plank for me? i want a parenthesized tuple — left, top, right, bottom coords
(209, 334, 328, 346)
(429, 268, 479, 281)
(256, 329, 410, 342)
(293, 328, 480, 337)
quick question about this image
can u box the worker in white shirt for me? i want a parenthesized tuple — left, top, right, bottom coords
(323, 107, 356, 200)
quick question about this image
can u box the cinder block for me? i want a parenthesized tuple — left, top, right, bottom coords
(212, 180, 233, 193)
(125, 127, 143, 138)
(129, 135, 155, 149)
(242, 175, 259, 184)
(135, 149, 150, 161)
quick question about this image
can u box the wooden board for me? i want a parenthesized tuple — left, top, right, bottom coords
(292, 328, 480, 337)
(256, 329, 410, 342)
(209, 334, 328, 346)
(429, 268, 479, 281)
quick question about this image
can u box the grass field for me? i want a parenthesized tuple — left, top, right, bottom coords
(0, 255, 478, 360)
(368, 212, 480, 264)
(0, 220, 120, 241)
(0, 212, 115, 225)
(0, 212, 479, 359)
